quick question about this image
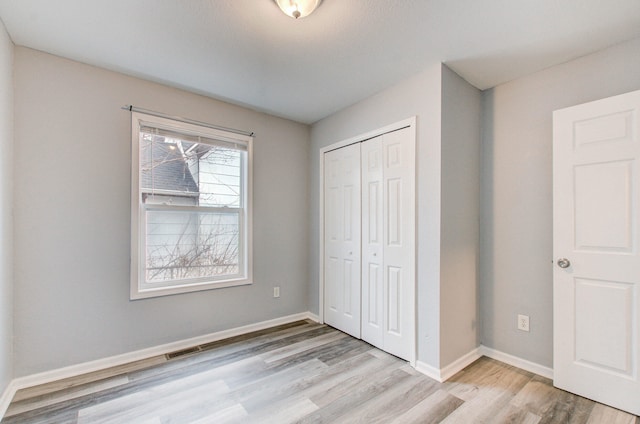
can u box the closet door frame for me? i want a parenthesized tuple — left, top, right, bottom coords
(318, 116, 417, 365)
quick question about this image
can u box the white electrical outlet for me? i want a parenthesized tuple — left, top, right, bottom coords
(517, 314, 530, 332)
(273, 286, 280, 298)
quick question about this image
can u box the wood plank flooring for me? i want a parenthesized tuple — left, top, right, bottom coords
(2, 320, 638, 423)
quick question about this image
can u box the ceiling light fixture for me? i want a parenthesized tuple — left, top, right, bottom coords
(274, 0, 322, 19)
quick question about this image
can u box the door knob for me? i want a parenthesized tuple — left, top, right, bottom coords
(557, 258, 571, 268)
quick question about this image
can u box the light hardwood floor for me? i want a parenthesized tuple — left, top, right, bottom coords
(2, 320, 638, 423)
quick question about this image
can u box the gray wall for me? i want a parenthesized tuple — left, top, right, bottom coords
(480, 36, 640, 367)
(0, 20, 13, 394)
(13, 47, 310, 377)
(310, 64, 443, 366)
(440, 66, 481, 367)
(310, 64, 481, 368)
(9, 29, 639, 381)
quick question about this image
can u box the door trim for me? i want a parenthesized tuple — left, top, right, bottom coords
(318, 116, 417, 365)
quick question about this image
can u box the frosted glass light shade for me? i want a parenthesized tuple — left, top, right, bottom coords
(275, 0, 322, 19)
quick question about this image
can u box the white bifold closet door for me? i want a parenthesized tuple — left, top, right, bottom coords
(361, 128, 415, 360)
(323, 126, 415, 362)
(324, 143, 362, 338)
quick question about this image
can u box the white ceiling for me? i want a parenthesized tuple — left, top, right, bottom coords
(1, 0, 639, 124)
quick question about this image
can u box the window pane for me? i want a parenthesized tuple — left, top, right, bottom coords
(197, 146, 242, 208)
(145, 209, 240, 283)
(140, 131, 242, 207)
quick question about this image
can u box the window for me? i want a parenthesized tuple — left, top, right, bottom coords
(131, 112, 252, 299)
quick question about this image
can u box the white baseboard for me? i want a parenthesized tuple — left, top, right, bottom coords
(6, 311, 317, 404)
(479, 345, 553, 379)
(440, 348, 483, 381)
(0, 380, 18, 420)
(415, 347, 482, 382)
(306, 312, 320, 323)
(415, 345, 553, 382)
(414, 361, 442, 381)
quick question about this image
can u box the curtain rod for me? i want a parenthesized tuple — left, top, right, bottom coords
(122, 105, 254, 137)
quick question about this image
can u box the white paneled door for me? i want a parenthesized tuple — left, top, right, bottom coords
(361, 136, 384, 348)
(553, 90, 640, 415)
(324, 143, 362, 338)
(361, 128, 415, 360)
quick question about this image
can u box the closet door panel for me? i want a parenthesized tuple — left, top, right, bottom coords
(382, 128, 415, 360)
(361, 136, 384, 348)
(323, 143, 361, 338)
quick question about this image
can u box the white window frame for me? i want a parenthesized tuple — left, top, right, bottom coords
(130, 112, 253, 299)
